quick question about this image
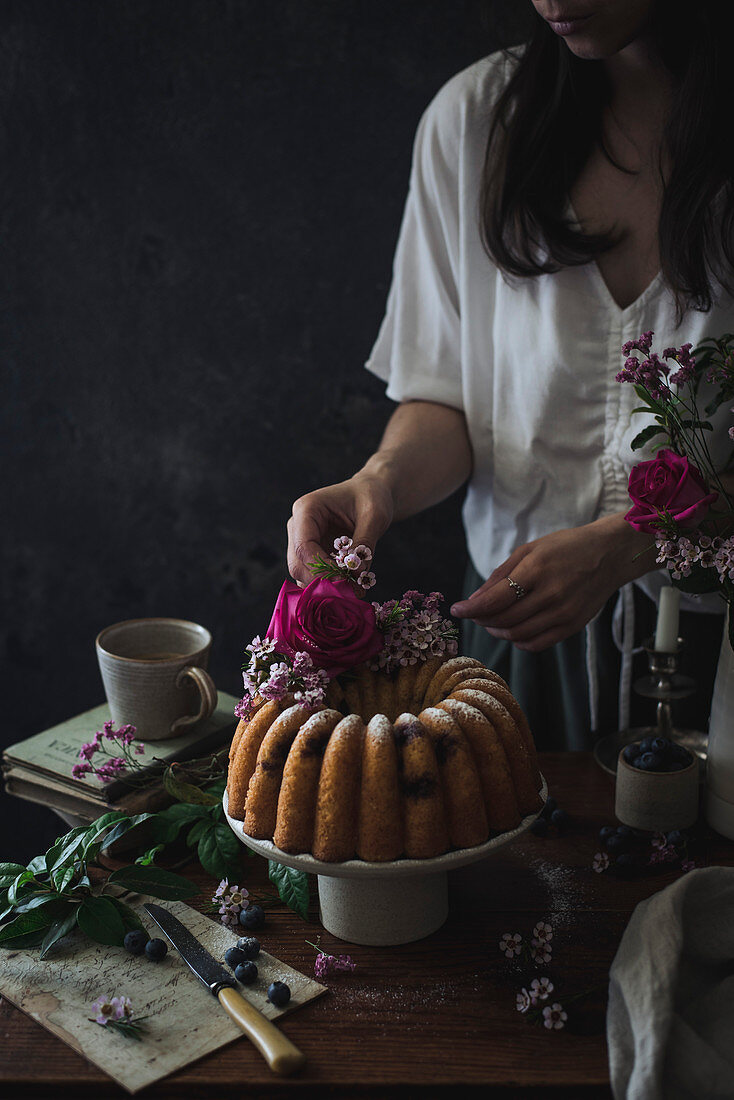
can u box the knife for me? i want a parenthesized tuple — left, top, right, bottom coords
(143, 902, 305, 1076)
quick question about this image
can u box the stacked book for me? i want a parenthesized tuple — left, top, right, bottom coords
(2, 693, 239, 825)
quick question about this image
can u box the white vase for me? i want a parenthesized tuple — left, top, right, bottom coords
(705, 607, 734, 838)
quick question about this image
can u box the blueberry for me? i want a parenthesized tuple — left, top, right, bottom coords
(123, 929, 148, 955)
(531, 817, 549, 837)
(235, 961, 258, 984)
(606, 833, 630, 855)
(542, 796, 558, 818)
(616, 825, 634, 838)
(671, 744, 693, 766)
(640, 752, 664, 771)
(267, 981, 291, 1007)
(614, 852, 636, 877)
(622, 744, 639, 764)
(652, 737, 670, 755)
(666, 830, 683, 847)
(639, 737, 654, 754)
(550, 809, 569, 829)
(239, 905, 265, 931)
(145, 938, 168, 962)
(599, 825, 616, 843)
(632, 756, 645, 770)
(225, 946, 247, 969)
(236, 936, 261, 960)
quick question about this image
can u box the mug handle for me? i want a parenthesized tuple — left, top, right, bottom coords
(172, 666, 218, 733)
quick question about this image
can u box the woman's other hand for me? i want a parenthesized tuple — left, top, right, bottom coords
(287, 473, 394, 586)
(450, 514, 658, 651)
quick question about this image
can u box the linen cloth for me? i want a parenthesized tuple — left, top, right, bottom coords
(608, 867, 734, 1100)
(365, 50, 731, 590)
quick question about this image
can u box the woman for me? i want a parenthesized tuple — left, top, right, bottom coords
(286, 0, 730, 748)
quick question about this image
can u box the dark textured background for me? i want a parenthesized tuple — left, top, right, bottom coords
(1, 0, 529, 860)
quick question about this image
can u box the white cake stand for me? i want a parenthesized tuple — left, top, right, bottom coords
(223, 776, 546, 946)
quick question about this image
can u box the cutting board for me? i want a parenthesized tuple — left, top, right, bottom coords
(0, 898, 327, 1093)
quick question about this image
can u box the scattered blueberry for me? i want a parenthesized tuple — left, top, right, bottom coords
(606, 833, 630, 855)
(667, 830, 683, 847)
(236, 936, 261, 960)
(267, 981, 291, 1007)
(239, 905, 265, 931)
(599, 825, 616, 843)
(550, 809, 569, 829)
(225, 946, 247, 969)
(145, 938, 168, 962)
(614, 852, 637, 877)
(616, 825, 634, 838)
(542, 796, 558, 818)
(615, 852, 634, 865)
(123, 929, 148, 955)
(235, 961, 258, 984)
(531, 817, 549, 836)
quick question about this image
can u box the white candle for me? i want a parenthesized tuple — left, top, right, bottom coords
(655, 586, 680, 652)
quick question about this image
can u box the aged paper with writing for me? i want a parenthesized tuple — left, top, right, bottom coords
(0, 898, 327, 1092)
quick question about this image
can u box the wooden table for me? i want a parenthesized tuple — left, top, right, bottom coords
(2, 751, 731, 1098)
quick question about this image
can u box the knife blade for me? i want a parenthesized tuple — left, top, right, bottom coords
(143, 903, 305, 1076)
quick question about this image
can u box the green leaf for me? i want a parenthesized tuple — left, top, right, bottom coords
(0, 864, 27, 888)
(197, 823, 241, 881)
(26, 855, 47, 876)
(13, 892, 61, 914)
(186, 819, 211, 847)
(76, 896, 126, 946)
(728, 610, 734, 658)
(39, 909, 80, 959)
(52, 865, 76, 894)
(106, 897, 146, 934)
(631, 424, 666, 451)
(0, 908, 60, 949)
(672, 567, 722, 595)
(135, 845, 164, 867)
(81, 812, 137, 860)
(148, 803, 208, 845)
(8, 871, 37, 906)
(163, 770, 221, 806)
(99, 813, 154, 852)
(45, 826, 91, 873)
(106, 864, 198, 900)
(267, 861, 310, 921)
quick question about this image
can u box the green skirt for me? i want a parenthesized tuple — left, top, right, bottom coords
(460, 562, 723, 752)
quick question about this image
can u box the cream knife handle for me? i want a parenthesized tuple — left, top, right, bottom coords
(217, 987, 306, 1075)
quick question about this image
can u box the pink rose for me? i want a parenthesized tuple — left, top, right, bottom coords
(266, 578, 384, 677)
(625, 449, 718, 534)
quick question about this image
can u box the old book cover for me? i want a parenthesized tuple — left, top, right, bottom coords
(3, 692, 240, 802)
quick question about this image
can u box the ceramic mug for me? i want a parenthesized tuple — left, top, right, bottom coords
(96, 617, 218, 741)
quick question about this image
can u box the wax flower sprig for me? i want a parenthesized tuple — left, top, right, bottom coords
(90, 994, 149, 1040)
(309, 536, 377, 590)
(618, 330, 734, 649)
(72, 720, 147, 783)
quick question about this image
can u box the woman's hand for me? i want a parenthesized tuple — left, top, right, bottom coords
(450, 514, 658, 651)
(287, 472, 394, 586)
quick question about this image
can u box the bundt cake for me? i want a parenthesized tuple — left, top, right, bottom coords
(226, 655, 542, 862)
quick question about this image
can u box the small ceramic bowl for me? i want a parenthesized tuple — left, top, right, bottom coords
(615, 749, 699, 832)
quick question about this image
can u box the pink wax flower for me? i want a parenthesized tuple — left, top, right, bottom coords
(266, 577, 383, 677)
(625, 450, 718, 534)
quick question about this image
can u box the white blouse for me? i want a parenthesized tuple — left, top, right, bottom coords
(365, 51, 731, 593)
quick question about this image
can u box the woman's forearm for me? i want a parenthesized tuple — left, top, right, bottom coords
(358, 400, 473, 521)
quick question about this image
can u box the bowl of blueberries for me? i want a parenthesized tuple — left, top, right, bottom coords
(615, 736, 699, 832)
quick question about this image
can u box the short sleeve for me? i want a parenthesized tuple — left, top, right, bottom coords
(365, 80, 464, 410)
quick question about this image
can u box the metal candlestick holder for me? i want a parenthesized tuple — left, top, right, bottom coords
(593, 636, 708, 776)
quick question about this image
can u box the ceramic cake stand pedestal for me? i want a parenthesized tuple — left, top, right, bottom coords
(224, 778, 546, 947)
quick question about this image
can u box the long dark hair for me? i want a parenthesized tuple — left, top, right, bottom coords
(480, 1, 734, 316)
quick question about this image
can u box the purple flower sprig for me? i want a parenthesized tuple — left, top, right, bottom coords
(235, 638, 330, 721)
(72, 721, 147, 784)
(656, 532, 734, 584)
(306, 939, 356, 980)
(212, 879, 249, 929)
(309, 536, 377, 592)
(370, 590, 459, 674)
(89, 995, 149, 1041)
